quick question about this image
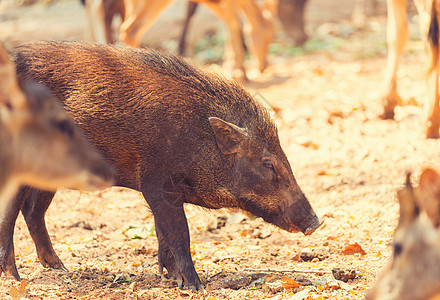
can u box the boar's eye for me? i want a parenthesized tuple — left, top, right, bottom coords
(263, 160, 274, 169)
(262, 159, 279, 182)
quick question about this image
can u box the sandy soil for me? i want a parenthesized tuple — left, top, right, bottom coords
(1, 0, 438, 299)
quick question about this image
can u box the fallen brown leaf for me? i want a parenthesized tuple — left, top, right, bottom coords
(178, 289, 192, 297)
(9, 280, 27, 300)
(342, 243, 366, 255)
(281, 276, 300, 290)
(292, 254, 302, 262)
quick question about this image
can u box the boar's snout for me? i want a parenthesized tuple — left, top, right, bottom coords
(277, 201, 323, 235)
(303, 217, 324, 235)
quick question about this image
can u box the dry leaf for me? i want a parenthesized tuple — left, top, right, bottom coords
(266, 280, 283, 291)
(265, 295, 283, 300)
(326, 281, 341, 290)
(281, 276, 300, 290)
(9, 280, 27, 299)
(300, 141, 319, 150)
(9, 286, 21, 299)
(19, 281, 28, 291)
(312, 67, 324, 76)
(336, 280, 354, 291)
(178, 289, 192, 297)
(292, 254, 302, 262)
(129, 281, 137, 291)
(342, 243, 366, 255)
(286, 289, 309, 300)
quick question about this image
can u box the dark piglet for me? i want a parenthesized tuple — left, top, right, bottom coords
(11, 41, 322, 289)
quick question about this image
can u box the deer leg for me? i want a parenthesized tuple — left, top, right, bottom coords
(120, 0, 172, 47)
(85, 0, 107, 43)
(205, 0, 246, 82)
(414, 0, 440, 138)
(381, 0, 407, 119)
(426, 74, 440, 138)
(236, 0, 276, 72)
(178, 2, 199, 56)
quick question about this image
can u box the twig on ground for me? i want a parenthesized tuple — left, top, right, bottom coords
(243, 268, 333, 274)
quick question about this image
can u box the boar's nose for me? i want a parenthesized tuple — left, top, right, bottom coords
(302, 217, 324, 235)
(285, 201, 323, 235)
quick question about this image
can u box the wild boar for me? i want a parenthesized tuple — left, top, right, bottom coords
(11, 41, 322, 289)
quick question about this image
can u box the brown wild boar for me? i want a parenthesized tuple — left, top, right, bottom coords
(11, 41, 322, 289)
(0, 44, 114, 279)
(366, 169, 440, 300)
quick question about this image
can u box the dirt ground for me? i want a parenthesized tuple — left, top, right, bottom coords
(0, 0, 438, 299)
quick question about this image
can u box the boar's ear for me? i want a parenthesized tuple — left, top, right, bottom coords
(418, 167, 440, 227)
(209, 117, 248, 155)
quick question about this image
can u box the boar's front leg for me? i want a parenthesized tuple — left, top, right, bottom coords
(145, 190, 202, 290)
(20, 187, 65, 270)
(0, 191, 23, 279)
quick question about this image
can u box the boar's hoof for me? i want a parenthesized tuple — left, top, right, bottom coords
(162, 265, 203, 290)
(177, 276, 202, 291)
(39, 253, 67, 271)
(0, 261, 21, 281)
(158, 247, 203, 290)
(303, 218, 324, 235)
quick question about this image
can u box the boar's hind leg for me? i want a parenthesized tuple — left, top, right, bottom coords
(0, 191, 23, 279)
(145, 190, 202, 290)
(20, 187, 65, 270)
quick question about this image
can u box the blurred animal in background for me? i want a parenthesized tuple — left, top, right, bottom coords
(81, 0, 125, 44)
(14, 0, 58, 5)
(366, 168, 440, 300)
(83, 0, 309, 53)
(381, 0, 440, 138)
(351, 0, 382, 27)
(177, 0, 309, 56)
(0, 44, 114, 214)
(83, 0, 278, 82)
(122, 0, 277, 82)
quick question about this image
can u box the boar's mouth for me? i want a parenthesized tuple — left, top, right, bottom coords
(266, 212, 324, 235)
(279, 198, 324, 235)
(241, 198, 323, 235)
(302, 218, 324, 235)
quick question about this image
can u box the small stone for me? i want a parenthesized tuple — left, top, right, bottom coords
(300, 246, 329, 261)
(332, 267, 357, 282)
(293, 274, 312, 286)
